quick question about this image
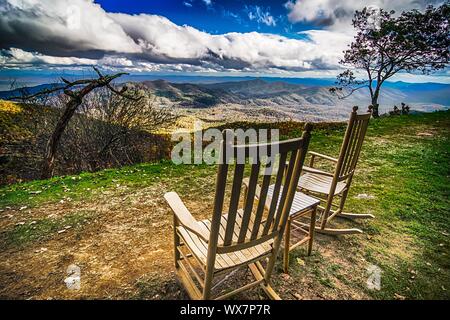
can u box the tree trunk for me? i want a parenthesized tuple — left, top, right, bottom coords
(371, 89, 380, 118)
(40, 98, 82, 179)
(35, 68, 133, 179)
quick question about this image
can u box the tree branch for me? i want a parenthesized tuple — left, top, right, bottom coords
(336, 85, 369, 99)
(106, 83, 141, 101)
(6, 67, 135, 102)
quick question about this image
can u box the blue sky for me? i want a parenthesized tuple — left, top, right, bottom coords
(0, 0, 448, 83)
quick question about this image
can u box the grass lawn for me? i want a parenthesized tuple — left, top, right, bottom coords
(0, 111, 449, 299)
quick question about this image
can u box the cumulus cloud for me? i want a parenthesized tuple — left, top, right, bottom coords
(111, 12, 353, 71)
(0, 47, 231, 74)
(285, 0, 442, 31)
(0, 47, 96, 66)
(0, 0, 141, 57)
(0, 0, 353, 73)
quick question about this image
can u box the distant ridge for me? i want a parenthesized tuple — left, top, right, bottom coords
(0, 83, 65, 99)
(1, 79, 448, 117)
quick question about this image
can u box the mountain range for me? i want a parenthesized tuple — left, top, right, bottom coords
(1, 78, 448, 122)
(135, 79, 449, 122)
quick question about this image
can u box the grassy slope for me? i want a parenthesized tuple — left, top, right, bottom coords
(0, 111, 449, 299)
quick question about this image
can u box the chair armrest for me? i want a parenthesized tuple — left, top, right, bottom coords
(308, 151, 338, 163)
(164, 192, 209, 242)
(302, 165, 334, 177)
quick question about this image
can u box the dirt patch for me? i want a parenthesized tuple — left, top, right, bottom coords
(0, 182, 179, 299)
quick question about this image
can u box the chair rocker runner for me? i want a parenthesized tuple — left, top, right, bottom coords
(295, 106, 374, 235)
(164, 125, 313, 300)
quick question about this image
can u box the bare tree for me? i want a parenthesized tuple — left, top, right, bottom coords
(79, 87, 177, 158)
(8, 66, 140, 179)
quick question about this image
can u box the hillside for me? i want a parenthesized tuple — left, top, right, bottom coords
(0, 100, 171, 185)
(0, 111, 449, 299)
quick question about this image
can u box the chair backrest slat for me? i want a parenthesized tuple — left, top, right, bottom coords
(341, 117, 360, 175)
(271, 149, 296, 233)
(209, 125, 313, 255)
(250, 166, 273, 240)
(336, 107, 371, 180)
(208, 158, 229, 249)
(238, 162, 261, 243)
(223, 163, 245, 245)
(262, 151, 287, 235)
(275, 139, 310, 235)
(348, 118, 369, 173)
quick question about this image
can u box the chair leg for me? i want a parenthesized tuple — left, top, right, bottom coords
(264, 231, 284, 283)
(202, 268, 214, 300)
(255, 234, 284, 298)
(320, 193, 334, 229)
(249, 262, 281, 300)
(261, 282, 282, 300)
(307, 207, 317, 256)
(283, 218, 291, 273)
(173, 215, 180, 268)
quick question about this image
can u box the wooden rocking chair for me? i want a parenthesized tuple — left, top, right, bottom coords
(294, 106, 374, 235)
(164, 125, 313, 300)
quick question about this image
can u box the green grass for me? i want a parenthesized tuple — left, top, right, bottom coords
(0, 210, 95, 249)
(0, 161, 215, 209)
(360, 114, 449, 299)
(0, 110, 449, 299)
(268, 111, 449, 299)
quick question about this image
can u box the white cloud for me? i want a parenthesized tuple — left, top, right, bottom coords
(285, 0, 442, 31)
(110, 13, 212, 62)
(246, 5, 277, 27)
(108, 12, 349, 71)
(98, 56, 134, 67)
(0, 47, 96, 66)
(0, 0, 141, 56)
(0, 47, 229, 74)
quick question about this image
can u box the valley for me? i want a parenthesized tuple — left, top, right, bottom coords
(130, 78, 450, 126)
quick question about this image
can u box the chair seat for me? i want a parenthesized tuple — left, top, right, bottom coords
(177, 210, 273, 272)
(298, 172, 347, 195)
(266, 184, 320, 217)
